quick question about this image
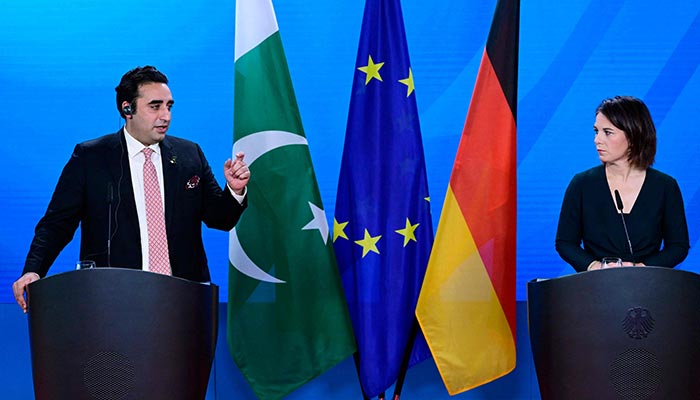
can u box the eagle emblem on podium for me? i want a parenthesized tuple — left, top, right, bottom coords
(622, 306, 654, 339)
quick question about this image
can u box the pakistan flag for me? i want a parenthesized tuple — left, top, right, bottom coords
(227, 1, 356, 399)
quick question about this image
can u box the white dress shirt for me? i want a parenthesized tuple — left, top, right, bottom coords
(123, 128, 164, 272)
(123, 128, 246, 272)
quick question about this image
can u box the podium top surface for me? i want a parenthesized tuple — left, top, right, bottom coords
(28, 267, 217, 292)
(528, 266, 700, 287)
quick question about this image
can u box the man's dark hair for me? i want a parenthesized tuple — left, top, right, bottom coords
(115, 66, 168, 119)
(596, 95, 656, 169)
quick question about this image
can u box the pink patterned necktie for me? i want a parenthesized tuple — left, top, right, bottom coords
(142, 148, 171, 275)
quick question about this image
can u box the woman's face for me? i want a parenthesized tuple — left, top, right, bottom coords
(594, 113, 629, 165)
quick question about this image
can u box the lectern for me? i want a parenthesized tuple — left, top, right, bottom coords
(27, 268, 218, 400)
(528, 267, 700, 400)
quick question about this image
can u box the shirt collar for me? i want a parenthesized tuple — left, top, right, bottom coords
(123, 127, 161, 159)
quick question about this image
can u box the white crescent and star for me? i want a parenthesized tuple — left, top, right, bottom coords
(228, 130, 328, 284)
(302, 202, 330, 245)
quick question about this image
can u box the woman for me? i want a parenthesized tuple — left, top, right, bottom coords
(555, 96, 689, 272)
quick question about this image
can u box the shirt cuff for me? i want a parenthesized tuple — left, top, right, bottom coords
(228, 185, 247, 204)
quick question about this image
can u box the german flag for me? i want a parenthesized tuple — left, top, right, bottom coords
(415, 0, 519, 394)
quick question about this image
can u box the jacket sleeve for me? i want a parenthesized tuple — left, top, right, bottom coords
(555, 175, 596, 272)
(642, 178, 689, 267)
(23, 145, 85, 277)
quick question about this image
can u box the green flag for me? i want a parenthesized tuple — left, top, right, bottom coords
(228, 1, 356, 399)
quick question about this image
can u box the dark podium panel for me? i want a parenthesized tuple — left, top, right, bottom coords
(528, 267, 700, 400)
(27, 268, 218, 400)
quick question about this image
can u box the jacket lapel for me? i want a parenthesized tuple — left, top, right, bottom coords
(159, 138, 178, 230)
(108, 130, 140, 241)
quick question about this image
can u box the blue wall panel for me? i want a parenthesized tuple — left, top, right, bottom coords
(1, 0, 699, 397)
(2, 1, 699, 298)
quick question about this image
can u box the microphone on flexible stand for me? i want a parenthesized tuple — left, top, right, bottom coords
(614, 189, 634, 262)
(107, 182, 113, 267)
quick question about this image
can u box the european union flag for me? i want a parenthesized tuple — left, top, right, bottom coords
(333, 0, 434, 396)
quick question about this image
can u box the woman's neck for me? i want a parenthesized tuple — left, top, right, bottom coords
(605, 161, 643, 183)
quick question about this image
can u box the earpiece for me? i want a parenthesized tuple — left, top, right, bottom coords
(122, 105, 132, 116)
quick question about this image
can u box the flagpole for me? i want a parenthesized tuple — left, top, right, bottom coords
(353, 351, 371, 400)
(391, 316, 419, 400)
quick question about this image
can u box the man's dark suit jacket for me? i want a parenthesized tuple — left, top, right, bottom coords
(23, 130, 246, 282)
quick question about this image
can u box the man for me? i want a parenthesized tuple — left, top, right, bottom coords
(12, 66, 249, 312)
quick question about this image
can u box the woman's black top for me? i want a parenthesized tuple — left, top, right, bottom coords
(555, 165, 690, 272)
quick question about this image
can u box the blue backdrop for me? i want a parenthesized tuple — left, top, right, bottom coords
(1, 0, 699, 397)
(0, 0, 700, 399)
(2, 0, 698, 301)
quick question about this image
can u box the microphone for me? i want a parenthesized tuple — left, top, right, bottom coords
(107, 182, 113, 267)
(107, 182, 113, 203)
(614, 189, 634, 261)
